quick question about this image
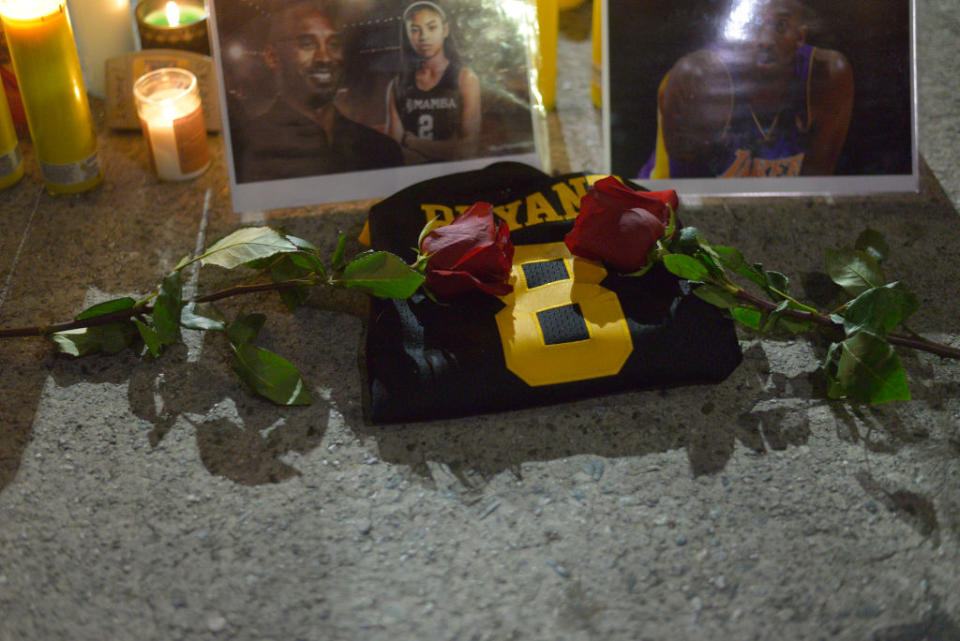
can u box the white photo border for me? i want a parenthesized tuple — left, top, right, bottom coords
(208, 0, 544, 213)
(601, 0, 919, 197)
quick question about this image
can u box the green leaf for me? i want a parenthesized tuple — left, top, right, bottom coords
(75, 297, 136, 320)
(341, 251, 425, 298)
(331, 233, 348, 272)
(854, 229, 890, 263)
(764, 271, 790, 302)
(712, 246, 767, 288)
(695, 251, 725, 279)
(825, 248, 884, 297)
(840, 282, 918, 337)
(227, 313, 266, 346)
(180, 302, 226, 331)
(823, 341, 845, 398)
(133, 319, 163, 357)
(152, 272, 182, 345)
(732, 307, 762, 329)
(760, 300, 790, 332)
(200, 227, 298, 269)
(662, 254, 711, 282)
(285, 234, 319, 251)
(49, 323, 137, 356)
(288, 251, 326, 277)
(267, 256, 313, 311)
(692, 284, 739, 309)
(231, 343, 312, 405)
(830, 331, 910, 403)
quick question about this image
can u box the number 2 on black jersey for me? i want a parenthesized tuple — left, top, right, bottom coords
(417, 114, 434, 140)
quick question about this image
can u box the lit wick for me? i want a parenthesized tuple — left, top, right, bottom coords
(165, 1, 180, 27)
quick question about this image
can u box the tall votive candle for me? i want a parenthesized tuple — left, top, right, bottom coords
(66, 0, 137, 97)
(0, 0, 102, 194)
(0, 82, 23, 190)
(537, 0, 557, 111)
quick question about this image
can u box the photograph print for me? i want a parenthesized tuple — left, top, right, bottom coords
(209, 0, 541, 211)
(604, 0, 917, 196)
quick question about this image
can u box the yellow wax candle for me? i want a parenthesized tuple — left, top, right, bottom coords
(0, 0, 102, 194)
(537, 0, 557, 111)
(590, 0, 601, 108)
(0, 82, 24, 190)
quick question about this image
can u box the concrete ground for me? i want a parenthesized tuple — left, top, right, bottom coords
(2, 2, 959, 639)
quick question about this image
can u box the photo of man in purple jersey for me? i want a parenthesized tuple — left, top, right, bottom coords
(636, 0, 854, 179)
(607, 0, 913, 186)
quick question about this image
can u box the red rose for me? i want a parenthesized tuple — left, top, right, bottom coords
(421, 201, 514, 298)
(564, 177, 678, 272)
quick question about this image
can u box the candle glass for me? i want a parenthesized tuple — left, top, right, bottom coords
(135, 0, 209, 55)
(0, 0, 103, 194)
(0, 81, 23, 190)
(133, 67, 210, 180)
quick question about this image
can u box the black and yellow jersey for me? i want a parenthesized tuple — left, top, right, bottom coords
(363, 162, 742, 423)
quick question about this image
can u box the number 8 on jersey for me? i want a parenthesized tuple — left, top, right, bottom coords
(495, 242, 634, 387)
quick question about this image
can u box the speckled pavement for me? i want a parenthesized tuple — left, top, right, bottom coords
(1, 2, 958, 640)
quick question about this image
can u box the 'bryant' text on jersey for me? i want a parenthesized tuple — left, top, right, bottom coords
(406, 96, 458, 112)
(420, 174, 614, 231)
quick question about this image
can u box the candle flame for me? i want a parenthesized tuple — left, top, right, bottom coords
(0, 0, 63, 21)
(165, 1, 180, 27)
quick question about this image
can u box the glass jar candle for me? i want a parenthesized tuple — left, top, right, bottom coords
(133, 67, 210, 180)
(135, 0, 209, 55)
(0, 83, 23, 190)
(0, 0, 103, 194)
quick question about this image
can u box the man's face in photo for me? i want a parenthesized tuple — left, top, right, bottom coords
(748, 1, 806, 76)
(273, 7, 345, 109)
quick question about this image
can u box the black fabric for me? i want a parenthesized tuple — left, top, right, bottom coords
(538, 304, 590, 345)
(523, 260, 569, 288)
(363, 162, 742, 423)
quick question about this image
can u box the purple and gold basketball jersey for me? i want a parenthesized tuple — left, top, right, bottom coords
(639, 44, 815, 179)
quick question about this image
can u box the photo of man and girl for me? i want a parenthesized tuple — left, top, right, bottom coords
(211, 0, 538, 207)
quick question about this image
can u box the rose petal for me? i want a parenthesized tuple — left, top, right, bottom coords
(565, 180, 669, 272)
(422, 201, 514, 298)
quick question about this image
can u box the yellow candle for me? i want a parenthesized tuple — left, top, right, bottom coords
(0, 82, 24, 190)
(133, 67, 209, 181)
(537, 0, 557, 111)
(0, 0, 102, 194)
(590, 0, 601, 108)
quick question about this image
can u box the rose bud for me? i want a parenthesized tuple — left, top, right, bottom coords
(421, 201, 515, 298)
(564, 177, 678, 273)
